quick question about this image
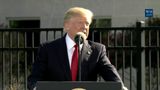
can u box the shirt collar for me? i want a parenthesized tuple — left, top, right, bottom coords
(65, 34, 76, 50)
(65, 34, 83, 50)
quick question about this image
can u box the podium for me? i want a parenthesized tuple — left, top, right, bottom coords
(36, 81, 122, 90)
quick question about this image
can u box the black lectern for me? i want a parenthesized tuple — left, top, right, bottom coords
(36, 81, 122, 90)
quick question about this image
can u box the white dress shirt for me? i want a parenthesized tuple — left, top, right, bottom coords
(65, 34, 82, 68)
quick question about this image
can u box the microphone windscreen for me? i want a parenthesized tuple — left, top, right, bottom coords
(76, 32, 87, 40)
(74, 32, 87, 44)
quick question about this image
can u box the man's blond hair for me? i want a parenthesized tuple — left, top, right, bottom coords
(64, 7, 93, 22)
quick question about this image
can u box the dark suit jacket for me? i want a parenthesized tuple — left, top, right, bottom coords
(28, 35, 123, 89)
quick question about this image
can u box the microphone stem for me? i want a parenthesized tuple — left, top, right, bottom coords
(78, 36, 81, 81)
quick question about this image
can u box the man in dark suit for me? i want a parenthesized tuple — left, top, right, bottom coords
(28, 7, 127, 90)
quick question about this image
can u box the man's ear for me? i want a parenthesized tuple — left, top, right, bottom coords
(64, 21, 69, 28)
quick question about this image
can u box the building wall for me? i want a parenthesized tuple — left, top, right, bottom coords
(0, 0, 160, 28)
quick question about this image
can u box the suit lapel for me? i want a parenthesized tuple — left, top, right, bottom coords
(81, 40, 92, 62)
(80, 40, 93, 80)
(57, 36, 72, 80)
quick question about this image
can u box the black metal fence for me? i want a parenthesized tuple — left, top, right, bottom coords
(0, 27, 160, 90)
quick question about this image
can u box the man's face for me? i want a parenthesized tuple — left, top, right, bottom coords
(64, 15, 92, 40)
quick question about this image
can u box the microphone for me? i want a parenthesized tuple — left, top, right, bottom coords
(74, 32, 86, 81)
(74, 32, 87, 45)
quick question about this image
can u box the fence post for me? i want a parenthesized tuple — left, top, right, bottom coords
(136, 21, 145, 90)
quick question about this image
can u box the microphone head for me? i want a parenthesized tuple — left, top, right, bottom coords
(74, 32, 87, 44)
